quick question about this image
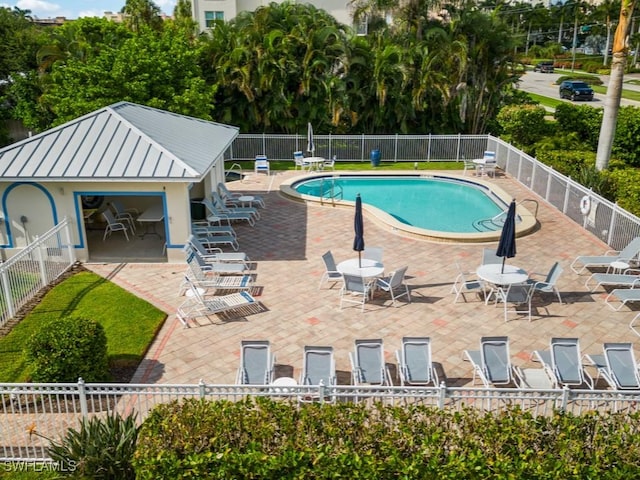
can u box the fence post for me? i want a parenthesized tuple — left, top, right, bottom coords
(78, 378, 88, 420)
(318, 380, 325, 405)
(427, 134, 432, 161)
(34, 235, 48, 288)
(560, 385, 570, 412)
(394, 133, 398, 162)
(361, 133, 365, 162)
(199, 379, 206, 399)
(63, 218, 75, 264)
(608, 204, 618, 246)
(563, 175, 571, 215)
(1, 269, 14, 319)
(438, 381, 447, 409)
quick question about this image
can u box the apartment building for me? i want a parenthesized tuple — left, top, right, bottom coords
(190, 0, 355, 32)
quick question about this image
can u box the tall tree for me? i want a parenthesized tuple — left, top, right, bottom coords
(596, 0, 637, 170)
(122, 0, 163, 32)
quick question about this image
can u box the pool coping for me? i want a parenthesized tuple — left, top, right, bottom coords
(279, 170, 538, 244)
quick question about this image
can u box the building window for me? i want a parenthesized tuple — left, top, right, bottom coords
(355, 18, 368, 36)
(205, 11, 224, 27)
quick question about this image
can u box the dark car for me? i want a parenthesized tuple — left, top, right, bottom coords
(559, 80, 594, 101)
(534, 61, 555, 73)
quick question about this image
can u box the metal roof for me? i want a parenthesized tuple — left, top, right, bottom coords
(0, 102, 239, 182)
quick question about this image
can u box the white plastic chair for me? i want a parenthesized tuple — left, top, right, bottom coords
(375, 266, 410, 306)
(254, 155, 270, 175)
(451, 261, 485, 303)
(293, 151, 309, 171)
(101, 210, 129, 241)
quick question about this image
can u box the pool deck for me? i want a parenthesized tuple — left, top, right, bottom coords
(84, 169, 640, 388)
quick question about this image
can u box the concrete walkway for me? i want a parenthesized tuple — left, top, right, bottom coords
(84, 170, 639, 388)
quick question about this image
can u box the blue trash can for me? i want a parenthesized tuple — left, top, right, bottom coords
(370, 149, 381, 167)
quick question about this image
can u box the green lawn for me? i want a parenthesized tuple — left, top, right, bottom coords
(0, 270, 166, 382)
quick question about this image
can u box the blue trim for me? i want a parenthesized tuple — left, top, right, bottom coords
(74, 191, 169, 249)
(1, 182, 58, 248)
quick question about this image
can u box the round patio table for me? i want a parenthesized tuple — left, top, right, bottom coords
(337, 258, 384, 279)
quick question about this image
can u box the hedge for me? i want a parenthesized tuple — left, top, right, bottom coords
(133, 398, 640, 479)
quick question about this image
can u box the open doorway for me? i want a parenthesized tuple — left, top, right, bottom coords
(81, 193, 167, 263)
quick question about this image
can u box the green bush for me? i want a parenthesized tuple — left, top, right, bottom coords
(25, 316, 109, 382)
(555, 74, 603, 85)
(612, 106, 640, 167)
(133, 398, 640, 479)
(554, 102, 602, 149)
(48, 413, 139, 479)
(609, 167, 640, 216)
(496, 104, 551, 149)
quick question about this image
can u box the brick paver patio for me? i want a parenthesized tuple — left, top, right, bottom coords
(84, 170, 640, 388)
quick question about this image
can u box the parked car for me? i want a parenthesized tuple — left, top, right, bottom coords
(534, 61, 555, 73)
(559, 80, 594, 101)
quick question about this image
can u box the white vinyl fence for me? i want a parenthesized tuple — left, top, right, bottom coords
(2, 380, 639, 462)
(0, 218, 75, 327)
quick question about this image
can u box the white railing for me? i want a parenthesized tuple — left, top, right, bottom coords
(1, 379, 639, 461)
(227, 133, 640, 252)
(0, 218, 75, 327)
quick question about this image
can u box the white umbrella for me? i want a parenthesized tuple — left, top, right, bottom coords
(307, 122, 315, 155)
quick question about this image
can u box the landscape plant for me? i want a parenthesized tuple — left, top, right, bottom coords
(134, 397, 640, 478)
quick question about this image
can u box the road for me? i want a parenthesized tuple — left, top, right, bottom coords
(518, 70, 640, 107)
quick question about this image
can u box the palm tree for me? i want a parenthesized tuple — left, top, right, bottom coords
(595, 0, 637, 171)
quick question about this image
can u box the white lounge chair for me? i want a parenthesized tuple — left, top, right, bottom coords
(570, 237, 640, 274)
(463, 336, 514, 387)
(585, 268, 640, 292)
(395, 337, 438, 386)
(532, 338, 594, 389)
(201, 198, 255, 227)
(236, 340, 274, 384)
(185, 248, 250, 276)
(598, 343, 640, 390)
(605, 287, 640, 311)
(300, 346, 336, 387)
(211, 191, 260, 220)
(217, 182, 265, 209)
(187, 235, 249, 265)
(176, 277, 257, 327)
(349, 338, 390, 386)
(254, 155, 270, 175)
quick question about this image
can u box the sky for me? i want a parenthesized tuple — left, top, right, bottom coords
(2, 0, 176, 19)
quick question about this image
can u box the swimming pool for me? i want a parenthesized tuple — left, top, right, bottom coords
(280, 173, 537, 243)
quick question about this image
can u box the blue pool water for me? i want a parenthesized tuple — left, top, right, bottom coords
(294, 176, 506, 233)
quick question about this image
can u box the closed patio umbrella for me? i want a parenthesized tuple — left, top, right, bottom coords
(354, 194, 365, 268)
(496, 199, 517, 273)
(307, 122, 315, 155)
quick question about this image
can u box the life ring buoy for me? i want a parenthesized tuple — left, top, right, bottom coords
(580, 195, 591, 215)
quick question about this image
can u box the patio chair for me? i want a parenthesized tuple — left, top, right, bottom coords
(191, 220, 237, 239)
(463, 336, 514, 387)
(176, 277, 257, 327)
(375, 266, 411, 306)
(570, 237, 640, 274)
(319, 250, 342, 289)
(496, 283, 535, 322)
(293, 151, 310, 171)
(363, 247, 383, 263)
(451, 261, 486, 303)
(525, 261, 563, 304)
(476, 151, 497, 177)
(598, 343, 640, 390)
(236, 340, 275, 385)
(349, 338, 390, 386)
(254, 155, 270, 175)
(101, 210, 130, 241)
(512, 365, 557, 389)
(585, 268, 640, 292)
(340, 274, 374, 312)
(212, 191, 260, 220)
(187, 235, 250, 265)
(217, 182, 265, 209)
(300, 346, 336, 387)
(395, 337, 438, 386)
(109, 200, 138, 233)
(537, 337, 594, 389)
(605, 286, 640, 311)
(201, 198, 255, 227)
(482, 247, 502, 265)
(321, 156, 336, 171)
(185, 248, 250, 276)
(462, 156, 478, 176)
(190, 225, 240, 251)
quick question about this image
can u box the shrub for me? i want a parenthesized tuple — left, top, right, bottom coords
(612, 106, 640, 167)
(554, 102, 602, 149)
(47, 413, 139, 479)
(133, 398, 640, 479)
(25, 316, 109, 382)
(609, 167, 640, 216)
(496, 104, 551, 149)
(555, 74, 603, 85)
